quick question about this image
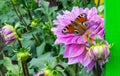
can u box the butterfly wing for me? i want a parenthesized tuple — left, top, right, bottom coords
(75, 13, 87, 23)
(71, 21, 89, 35)
(62, 13, 89, 35)
(62, 24, 74, 34)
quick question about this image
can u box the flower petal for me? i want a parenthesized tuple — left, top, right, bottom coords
(68, 55, 83, 64)
(87, 60, 95, 72)
(81, 55, 92, 67)
(64, 44, 85, 58)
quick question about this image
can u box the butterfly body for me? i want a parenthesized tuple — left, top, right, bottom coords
(62, 13, 89, 35)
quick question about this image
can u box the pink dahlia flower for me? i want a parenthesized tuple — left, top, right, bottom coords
(0, 24, 18, 44)
(85, 40, 110, 71)
(52, 7, 104, 45)
(52, 7, 104, 71)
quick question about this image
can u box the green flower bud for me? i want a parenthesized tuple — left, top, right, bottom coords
(44, 68, 53, 76)
(17, 51, 31, 61)
(30, 21, 37, 27)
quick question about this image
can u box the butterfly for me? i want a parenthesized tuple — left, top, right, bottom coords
(62, 13, 89, 35)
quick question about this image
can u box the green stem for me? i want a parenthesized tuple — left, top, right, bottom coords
(10, 0, 26, 26)
(27, 9, 32, 21)
(32, 34, 40, 46)
(17, 39, 29, 76)
(47, 14, 52, 27)
(10, 0, 29, 32)
(36, 33, 41, 44)
(21, 61, 29, 76)
(17, 8, 28, 26)
(93, 61, 101, 76)
(18, 39, 22, 48)
(84, 0, 87, 8)
(75, 63, 78, 74)
(23, 0, 33, 21)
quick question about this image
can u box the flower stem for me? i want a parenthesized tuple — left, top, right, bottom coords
(10, 0, 23, 24)
(27, 9, 32, 21)
(18, 39, 22, 48)
(84, 0, 87, 7)
(47, 14, 52, 27)
(75, 63, 78, 74)
(17, 8, 28, 26)
(93, 61, 101, 76)
(10, 0, 29, 31)
(23, 0, 41, 46)
(18, 39, 29, 76)
(32, 34, 40, 46)
(23, 0, 32, 21)
(21, 61, 29, 76)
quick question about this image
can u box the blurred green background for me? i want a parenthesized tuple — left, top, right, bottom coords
(105, 0, 120, 76)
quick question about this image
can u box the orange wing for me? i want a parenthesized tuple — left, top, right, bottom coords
(75, 13, 87, 23)
(71, 21, 89, 35)
(62, 24, 74, 34)
(62, 13, 88, 35)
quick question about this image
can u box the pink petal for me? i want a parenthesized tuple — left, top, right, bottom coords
(81, 54, 92, 67)
(64, 44, 85, 58)
(87, 60, 95, 72)
(54, 35, 85, 45)
(90, 7, 97, 15)
(98, 29, 104, 37)
(84, 8, 89, 14)
(68, 55, 82, 64)
(71, 7, 81, 18)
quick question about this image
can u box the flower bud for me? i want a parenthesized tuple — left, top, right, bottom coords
(98, 5, 104, 13)
(30, 21, 38, 27)
(34, 68, 53, 76)
(87, 43, 110, 60)
(44, 69, 53, 76)
(17, 51, 31, 61)
(0, 24, 18, 44)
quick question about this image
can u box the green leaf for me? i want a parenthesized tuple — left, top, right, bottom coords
(78, 68, 93, 76)
(40, 0, 49, 13)
(3, 57, 23, 76)
(48, 6, 58, 16)
(30, 53, 56, 69)
(52, 70, 60, 76)
(35, 8, 46, 14)
(58, 45, 65, 56)
(0, 60, 3, 65)
(3, 57, 12, 70)
(36, 42, 46, 57)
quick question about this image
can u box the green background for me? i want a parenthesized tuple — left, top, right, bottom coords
(105, 0, 120, 76)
